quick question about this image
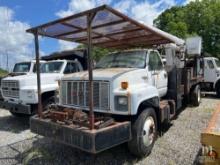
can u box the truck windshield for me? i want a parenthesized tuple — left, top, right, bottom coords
(215, 59, 220, 67)
(95, 51, 147, 69)
(13, 62, 31, 73)
(40, 62, 64, 73)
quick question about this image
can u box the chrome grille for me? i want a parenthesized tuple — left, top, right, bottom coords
(1, 80, 19, 98)
(61, 80, 110, 110)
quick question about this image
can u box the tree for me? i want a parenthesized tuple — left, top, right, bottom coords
(154, 0, 220, 58)
(77, 44, 110, 61)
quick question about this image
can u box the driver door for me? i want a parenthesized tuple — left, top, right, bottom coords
(204, 59, 216, 82)
(148, 51, 168, 97)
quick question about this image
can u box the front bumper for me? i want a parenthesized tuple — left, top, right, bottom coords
(0, 100, 32, 114)
(30, 116, 131, 153)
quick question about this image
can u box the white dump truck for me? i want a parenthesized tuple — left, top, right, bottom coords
(1, 59, 83, 116)
(26, 5, 204, 157)
(201, 57, 220, 97)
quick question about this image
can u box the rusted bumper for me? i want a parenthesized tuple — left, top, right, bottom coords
(30, 116, 131, 153)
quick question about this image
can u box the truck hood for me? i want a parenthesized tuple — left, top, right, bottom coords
(2, 73, 62, 86)
(63, 68, 137, 81)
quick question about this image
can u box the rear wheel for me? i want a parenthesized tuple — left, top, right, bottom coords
(191, 85, 201, 106)
(128, 108, 157, 157)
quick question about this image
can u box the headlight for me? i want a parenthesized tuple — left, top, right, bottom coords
(115, 96, 128, 112)
(118, 97, 128, 105)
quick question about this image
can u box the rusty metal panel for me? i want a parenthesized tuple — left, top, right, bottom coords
(30, 116, 131, 153)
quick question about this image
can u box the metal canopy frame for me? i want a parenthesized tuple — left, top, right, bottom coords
(27, 5, 184, 130)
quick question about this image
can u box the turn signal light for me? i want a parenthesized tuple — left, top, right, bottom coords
(121, 82, 128, 89)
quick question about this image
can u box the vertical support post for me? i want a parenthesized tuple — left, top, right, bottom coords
(87, 13, 95, 130)
(34, 30, 43, 118)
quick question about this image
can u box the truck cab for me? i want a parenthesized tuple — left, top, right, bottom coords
(10, 60, 45, 76)
(203, 57, 220, 97)
(0, 60, 45, 102)
(60, 49, 167, 115)
(1, 59, 83, 116)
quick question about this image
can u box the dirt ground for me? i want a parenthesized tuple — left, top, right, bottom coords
(0, 94, 219, 165)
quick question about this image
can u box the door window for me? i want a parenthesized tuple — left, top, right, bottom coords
(64, 63, 80, 74)
(207, 60, 214, 69)
(148, 51, 163, 71)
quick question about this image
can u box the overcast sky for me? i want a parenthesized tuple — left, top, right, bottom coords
(0, 0, 195, 70)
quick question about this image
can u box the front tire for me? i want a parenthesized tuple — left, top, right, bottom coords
(216, 82, 220, 98)
(42, 96, 55, 111)
(128, 108, 157, 157)
(10, 111, 29, 117)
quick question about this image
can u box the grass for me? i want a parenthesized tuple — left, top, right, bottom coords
(202, 108, 214, 113)
(22, 148, 52, 165)
(0, 68, 8, 77)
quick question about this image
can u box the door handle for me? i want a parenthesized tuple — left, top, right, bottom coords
(142, 76, 148, 80)
(152, 72, 158, 76)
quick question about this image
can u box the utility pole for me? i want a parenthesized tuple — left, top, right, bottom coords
(6, 51, 9, 71)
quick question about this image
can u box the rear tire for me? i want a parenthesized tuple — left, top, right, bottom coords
(128, 107, 157, 157)
(191, 85, 201, 107)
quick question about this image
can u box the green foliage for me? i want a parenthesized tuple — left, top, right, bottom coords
(154, 0, 220, 58)
(77, 44, 110, 61)
(0, 68, 8, 77)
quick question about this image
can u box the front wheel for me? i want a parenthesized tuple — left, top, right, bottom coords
(10, 111, 29, 117)
(216, 83, 220, 98)
(128, 108, 157, 157)
(42, 96, 55, 111)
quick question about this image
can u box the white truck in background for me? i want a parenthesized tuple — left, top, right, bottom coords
(201, 57, 220, 97)
(0, 59, 83, 116)
(0, 60, 45, 101)
(10, 60, 45, 76)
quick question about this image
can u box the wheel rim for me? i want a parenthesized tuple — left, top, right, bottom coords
(198, 88, 201, 103)
(143, 116, 155, 147)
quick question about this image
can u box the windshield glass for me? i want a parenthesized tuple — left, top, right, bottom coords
(40, 62, 64, 73)
(95, 51, 147, 69)
(214, 59, 220, 67)
(13, 62, 31, 73)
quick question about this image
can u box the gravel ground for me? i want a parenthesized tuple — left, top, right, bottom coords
(0, 94, 219, 165)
